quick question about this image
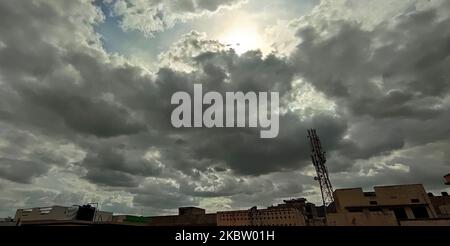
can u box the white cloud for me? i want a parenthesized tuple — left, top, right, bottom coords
(158, 31, 227, 72)
(108, 0, 246, 36)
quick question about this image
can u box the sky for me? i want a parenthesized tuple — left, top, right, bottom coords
(0, 0, 449, 217)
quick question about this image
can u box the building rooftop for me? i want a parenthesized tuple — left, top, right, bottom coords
(335, 184, 425, 192)
(373, 183, 423, 188)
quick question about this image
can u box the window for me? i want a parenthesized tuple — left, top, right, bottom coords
(411, 199, 420, 203)
(348, 208, 363, 213)
(392, 208, 408, 220)
(39, 207, 53, 215)
(411, 207, 429, 219)
(364, 192, 376, 197)
(369, 208, 382, 212)
(369, 201, 378, 205)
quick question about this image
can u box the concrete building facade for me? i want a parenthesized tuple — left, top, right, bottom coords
(327, 211, 398, 226)
(428, 192, 450, 218)
(217, 206, 305, 226)
(14, 205, 113, 224)
(333, 184, 437, 221)
(15, 206, 79, 222)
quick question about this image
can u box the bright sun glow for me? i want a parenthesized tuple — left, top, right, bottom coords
(218, 23, 264, 55)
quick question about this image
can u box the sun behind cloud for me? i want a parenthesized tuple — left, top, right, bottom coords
(217, 18, 264, 54)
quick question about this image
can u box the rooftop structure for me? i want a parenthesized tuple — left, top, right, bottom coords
(14, 205, 113, 225)
(333, 184, 437, 221)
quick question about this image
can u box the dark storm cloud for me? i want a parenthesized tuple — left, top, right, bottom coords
(0, 158, 48, 184)
(292, 4, 450, 168)
(0, 122, 78, 184)
(80, 144, 164, 187)
(18, 86, 146, 137)
(298, 15, 448, 90)
(132, 179, 198, 209)
(330, 141, 450, 193)
(294, 8, 450, 115)
(194, 50, 296, 96)
(184, 112, 346, 175)
(0, 0, 449, 216)
(0, 0, 339, 188)
(84, 168, 139, 187)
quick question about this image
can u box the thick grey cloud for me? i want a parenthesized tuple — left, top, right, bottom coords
(19, 86, 147, 137)
(0, 158, 48, 184)
(292, 3, 450, 167)
(0, 0, 449, 217)
(132, 178, 198, 210)
(0, 0, 331, 209)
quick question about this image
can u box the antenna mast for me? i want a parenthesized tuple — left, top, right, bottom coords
(307, 129, 334, 213)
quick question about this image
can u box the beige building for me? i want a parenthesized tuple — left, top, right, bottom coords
(327, 211, 398, 226)
(217, 206, 305, 226)
(15, 206, 79, 222)
(333, 184, 437, 222)
(217, 209, 251, 226)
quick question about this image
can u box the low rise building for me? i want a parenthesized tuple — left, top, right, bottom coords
(0, 217, 15, 226)
(269, 198, 325, 226)
(14, 205, 113, 225)
(15, 206, 79, 222)
(428, 192, 450, 218)
(147, 207, 216, 226)
(217, 206, 305, 226)
(333, 184, 437, 222)
(273, 198, 318, 219)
